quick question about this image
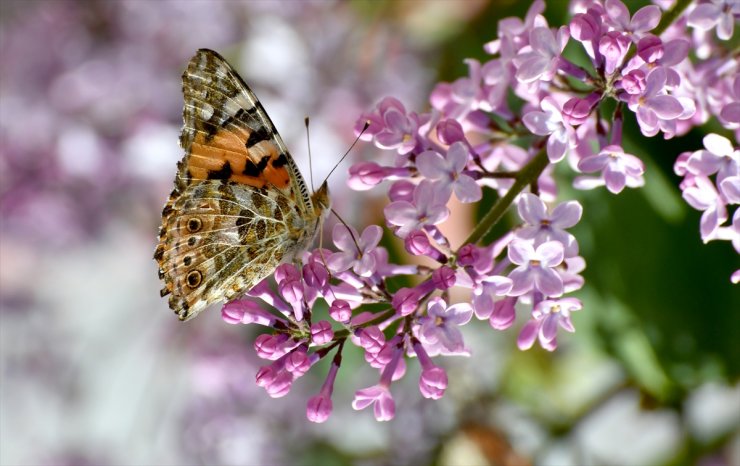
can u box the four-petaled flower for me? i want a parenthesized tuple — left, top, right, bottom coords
(415, 297, 473, 356)
(576, 144, 645, 194)
(516, 193, 583, 256)
(517, 297, 582, 351)
(327, 224, 383, 277)
(384, 180, 450, 238)
(626, 67, 685, 137)
(523, 96, 577, 163)
(416, 142, 482, 203)
(514, 26, 570, 83)
(507, 240, 565, 297)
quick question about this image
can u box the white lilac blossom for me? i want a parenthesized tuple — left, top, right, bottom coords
(218, 0, 739, 422)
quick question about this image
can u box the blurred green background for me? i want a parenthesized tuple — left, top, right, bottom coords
(1, 1, 737, 465)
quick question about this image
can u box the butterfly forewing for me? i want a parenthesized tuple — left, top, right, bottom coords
(155, 49, 327, 321)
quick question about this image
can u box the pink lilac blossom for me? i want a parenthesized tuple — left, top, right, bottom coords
(215, 0, 738, 422)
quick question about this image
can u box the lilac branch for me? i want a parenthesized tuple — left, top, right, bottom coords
(459, 149, 550, 249)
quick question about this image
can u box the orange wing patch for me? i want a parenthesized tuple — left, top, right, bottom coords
(186, 125, 291, 189)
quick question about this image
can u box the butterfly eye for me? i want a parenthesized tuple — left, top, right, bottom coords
(186, 270, 202, 288)
(187, 217, 202, 233)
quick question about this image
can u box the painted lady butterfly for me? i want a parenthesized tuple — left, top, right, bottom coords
(155, 49, 330, 321)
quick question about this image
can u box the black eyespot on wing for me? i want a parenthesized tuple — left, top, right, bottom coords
(186, 270, 202, 288)
(187, 218, 202, 232)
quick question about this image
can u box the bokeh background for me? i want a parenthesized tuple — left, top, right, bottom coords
(1, 1, 738, 465)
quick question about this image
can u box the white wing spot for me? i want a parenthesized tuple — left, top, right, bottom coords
(200, 103, 215, 121)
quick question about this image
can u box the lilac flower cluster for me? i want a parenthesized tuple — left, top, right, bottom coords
(224, 0, 739, 422)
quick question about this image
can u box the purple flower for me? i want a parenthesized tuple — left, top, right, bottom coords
(221, 299, 281, 326)
(681, 175, 728, 241)
(329, 299, 352, 323)
(721, 176, 740, 204)
(355, 326, 386, 354)
(626, 67, 685, 137)
(416, 142, 482, 203)
(310, 320, 334, 345)
(414, 297, 473, 356)
(436, 118, 466, 144)
(255, 347, 314, 398)
(719, 76, 740, 126)
(523, 96, 577, 163)
(384, 180, 450, 238)
(517, 297, 582, 351)
(404, 230, 448, 263)
(306, 361, 339, 423)
(603, 0, 661, 39)
(412, 339, 448, 400)
(686, 133, 739, 189)
(352, 344, 403, 421)
(430, 59, 487, 120)
(347, 162, 386, 191)
(471, 276, 513, 320)
(254, 333, 299, 361)
(570, 7, 604, 60)
(507, 240, 565, 297)
(327, 224, 382, 277)
(432, 266, 457, 290)
(562, 92, 601, 125)
(360, 97, 426, 156)
(516, 193, 582, 256)
(490, 296, 518, 330)
(514, 26, 570, 83)
(576, 144, 645, 194)
(351, 384, 395, 422)
(619, 69, 646, 95)
(687, 0, 740, 40)
(598, 31, 631, 74)
(392, 287, 422, 316)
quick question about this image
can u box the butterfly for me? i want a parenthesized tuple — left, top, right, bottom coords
(155, 49, 330, 321)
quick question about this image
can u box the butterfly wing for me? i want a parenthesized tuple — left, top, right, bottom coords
(178, 49, 312, 206)
(155, 49, 317, 321)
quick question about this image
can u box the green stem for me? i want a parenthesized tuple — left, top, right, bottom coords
(653, 0, 692, 37)
(458, 149, 549, 249)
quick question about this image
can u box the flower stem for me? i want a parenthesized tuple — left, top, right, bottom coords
(459, 149, 549, 249)
(653, 0, 692, 37)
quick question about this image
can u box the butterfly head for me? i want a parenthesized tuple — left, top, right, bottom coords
(312, 181, 331, 215)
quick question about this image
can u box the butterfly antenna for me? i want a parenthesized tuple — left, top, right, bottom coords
(305, 117, 315, 191)
(330, 208, 362, 254)
(320, 120, 370, 186)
